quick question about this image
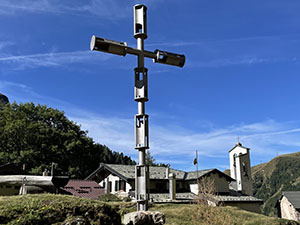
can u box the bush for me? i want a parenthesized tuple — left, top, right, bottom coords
(0, 194, 122, 225)
(98, 193, 122, 202)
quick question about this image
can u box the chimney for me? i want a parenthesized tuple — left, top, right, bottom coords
(106, 177, 111, 194)
(166, 164, 170, 179)
(169, 173, 176, 200)
(42, 169, 48, 176)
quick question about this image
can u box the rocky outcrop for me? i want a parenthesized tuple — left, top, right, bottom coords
(123, 211, 165, 225)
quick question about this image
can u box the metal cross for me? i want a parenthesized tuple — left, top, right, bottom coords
(90, 4, 185, 211)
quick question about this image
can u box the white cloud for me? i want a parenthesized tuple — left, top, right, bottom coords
(0, 41, 14, 50)
(0, 50, 110, 70)
(0, 0, 132, 19)
(69, 111, 300, 170)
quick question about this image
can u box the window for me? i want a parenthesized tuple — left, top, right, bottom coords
(242, 162, 248, 177)
(102, 182, 106, 188)
(233, 154, 237, 167)
(115, 180, 119, 192)
(109, 182, 112, 192)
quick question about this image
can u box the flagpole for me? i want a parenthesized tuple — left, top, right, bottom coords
(196, 150, 198, 183)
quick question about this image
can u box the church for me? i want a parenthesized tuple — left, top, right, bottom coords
(86, 142, 263, 213)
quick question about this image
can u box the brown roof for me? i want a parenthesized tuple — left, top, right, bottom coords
(63, 180, 105, 199)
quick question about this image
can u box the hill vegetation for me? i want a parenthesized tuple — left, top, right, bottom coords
(0, 102, 135, 178)
(252, 151, 300, 216)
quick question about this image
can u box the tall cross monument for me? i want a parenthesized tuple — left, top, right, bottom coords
(90, 4, 185, 211)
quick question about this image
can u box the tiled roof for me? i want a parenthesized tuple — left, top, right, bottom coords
(95, 164, 186, 180)
(150, 192, 196, 203)
(87, 164, 232, 181)
(214, 195, 263, 203)
(228, 142, 250, 153)
(186, 169, 215, 180)
(148, 192, 262, 203)
(63, 180, 104, 199)
(282, 191, 300, 209)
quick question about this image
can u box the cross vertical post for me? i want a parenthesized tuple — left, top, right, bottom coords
(134, 4, 149, 211)
(90, 4, 185, 211)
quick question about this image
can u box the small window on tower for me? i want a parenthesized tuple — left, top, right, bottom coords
(242, 162, 248, 177)
(233, 154, 237, 167)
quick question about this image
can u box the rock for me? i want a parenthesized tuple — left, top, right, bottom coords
(62, 216, 91, 225)
(123, 211, 165, 225)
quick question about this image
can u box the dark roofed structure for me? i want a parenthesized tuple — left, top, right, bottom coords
(63, 180, 104, 199)
(277, 191, 300, 221)
(281, 192, 300, 209)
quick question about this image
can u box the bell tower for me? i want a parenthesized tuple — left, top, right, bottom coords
(229, 142, 253, 196)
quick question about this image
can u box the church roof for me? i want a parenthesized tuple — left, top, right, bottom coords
(228, 142, 250, 153)
(85, 163, 234, 182)
(281, 191, 300, 209)
(185, 169, 234, 181)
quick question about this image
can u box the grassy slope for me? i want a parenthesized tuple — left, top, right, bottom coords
(252, 151, 300, 216)
(151, 204, 299, 225)
(0, 194, 299, 225)
(0, 194, 129, 225)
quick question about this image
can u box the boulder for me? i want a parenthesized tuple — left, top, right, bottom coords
(123, 211, 165, 225)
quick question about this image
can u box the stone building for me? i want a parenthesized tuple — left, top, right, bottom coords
(277, 191, 300, 221)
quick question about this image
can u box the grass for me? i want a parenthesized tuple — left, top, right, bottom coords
(0, 194, 123, 225)
(150, 204, 300, 225)
(0, 194, 299, 225)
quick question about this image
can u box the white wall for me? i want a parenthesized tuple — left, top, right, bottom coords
(229, 144, 252, 195)
(99, 174, 132, 194)
(280, 196, 300, 221)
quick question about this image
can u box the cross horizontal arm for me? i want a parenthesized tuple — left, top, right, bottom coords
(90, 35, 185, 67)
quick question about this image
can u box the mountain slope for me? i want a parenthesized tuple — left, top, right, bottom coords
(252, 151, 300, 216)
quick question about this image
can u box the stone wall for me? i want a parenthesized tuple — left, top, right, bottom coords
(280, 196, 300, 221)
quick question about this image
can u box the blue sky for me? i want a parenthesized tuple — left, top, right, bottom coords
(1, 0, 300, 172)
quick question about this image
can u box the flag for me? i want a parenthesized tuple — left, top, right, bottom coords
(193, 157, 197, 165)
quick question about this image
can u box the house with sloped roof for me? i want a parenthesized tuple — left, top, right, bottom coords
(86, 163, 233, 196)
(85, 142, 263, 213)
(62, 180, 105, 199)
(277, 191, 300, 221)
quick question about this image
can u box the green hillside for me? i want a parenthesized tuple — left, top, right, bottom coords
(252, 151, 300, 216)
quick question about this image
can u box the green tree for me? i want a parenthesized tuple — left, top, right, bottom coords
(145, 149, 156, 166)
(0, 102, 135, 178)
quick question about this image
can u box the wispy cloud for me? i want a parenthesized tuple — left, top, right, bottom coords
(0, 41, 14, 50)
(70, 111, 300, 170)
(147, 33, 300, 48)
(0, 50, 111, 70)
(186, 56, 293, 68)
(0, 0, 131, 19)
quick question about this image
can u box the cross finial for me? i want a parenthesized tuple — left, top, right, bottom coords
(236, 137, 242, 146)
